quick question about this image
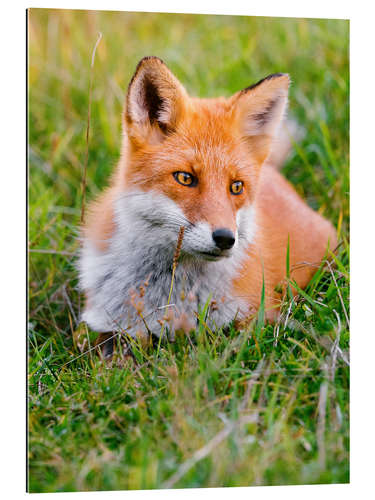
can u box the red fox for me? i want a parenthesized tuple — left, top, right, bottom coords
(78, 56, 337, 341)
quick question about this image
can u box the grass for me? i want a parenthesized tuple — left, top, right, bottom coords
(28, 9, 349, 493)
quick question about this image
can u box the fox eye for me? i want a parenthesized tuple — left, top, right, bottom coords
(173, 171, 197, 187)
(230, 181, 244, 195)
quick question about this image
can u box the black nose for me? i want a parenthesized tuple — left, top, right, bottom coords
(212, 228, 235, 250)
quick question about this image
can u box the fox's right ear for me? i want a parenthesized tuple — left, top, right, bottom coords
(125, 56, 188, 147)
(232, 73, 290, 165)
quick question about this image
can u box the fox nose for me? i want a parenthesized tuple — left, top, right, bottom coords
(212, 228, 235, 250)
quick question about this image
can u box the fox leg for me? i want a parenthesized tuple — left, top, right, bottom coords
(94, 331, 141, 365)
(94, 332, 115, 360)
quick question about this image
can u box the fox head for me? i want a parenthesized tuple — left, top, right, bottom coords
(121, 56, 290, 261)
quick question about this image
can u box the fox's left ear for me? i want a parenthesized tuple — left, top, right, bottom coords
(125, 56, 188, 148)
(232, 73, 290, 164)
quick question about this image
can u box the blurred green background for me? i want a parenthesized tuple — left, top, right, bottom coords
(28, 9, 349, 493)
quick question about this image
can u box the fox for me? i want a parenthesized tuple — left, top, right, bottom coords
(78, 56, 337, 347)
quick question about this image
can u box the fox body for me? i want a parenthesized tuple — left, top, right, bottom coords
(79, 56, 337, 338)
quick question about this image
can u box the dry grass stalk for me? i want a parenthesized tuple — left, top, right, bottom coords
(156, 226, 185, 354)
(172, 226, 185, 270)
(162, 414, 257, 489)
(326, 259, 350, 330)
(317, 374, 328, 469)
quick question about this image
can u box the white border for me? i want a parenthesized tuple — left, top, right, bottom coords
(2, 1, 375, 499)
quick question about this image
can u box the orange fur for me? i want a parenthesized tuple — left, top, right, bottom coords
(84, 187, 117, 252)
(233, 165, 337, 319)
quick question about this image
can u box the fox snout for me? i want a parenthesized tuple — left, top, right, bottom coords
(212, 228, 236, 250)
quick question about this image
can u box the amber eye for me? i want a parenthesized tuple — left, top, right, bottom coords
(230, 181, 243, 195)
(173, 171, 197, 187)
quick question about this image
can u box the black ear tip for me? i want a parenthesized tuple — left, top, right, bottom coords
(242, 73, 291, 93)
(268, 72, 290, 79)
(127, 56, 165, 99)
(128, 56, 168, 90)
(135, 56, 166, 71)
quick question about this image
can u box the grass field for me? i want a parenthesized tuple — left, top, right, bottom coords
(28, 9, 349, 493)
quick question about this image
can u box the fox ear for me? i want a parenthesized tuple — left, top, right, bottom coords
(125, 56, 188, 146)
(232, 73, 290, 164)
